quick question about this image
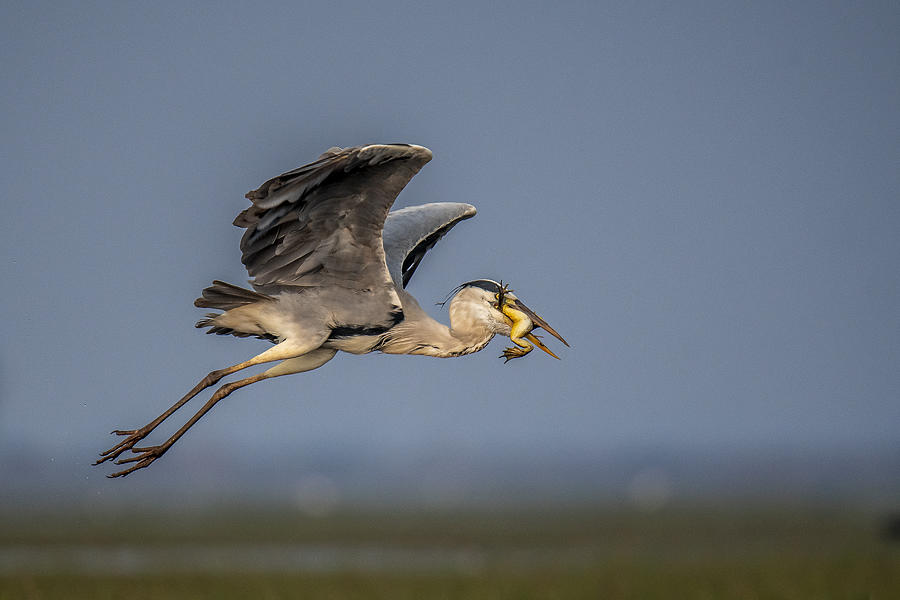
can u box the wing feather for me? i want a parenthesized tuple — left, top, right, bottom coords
(233, 144, 432, 332)
(235, 144, 433, 293)
(382, 202, 477, 288)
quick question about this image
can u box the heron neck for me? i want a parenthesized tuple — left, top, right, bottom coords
(376, 289, 497, 358)
(396, 316, 493, 358)
(443, 298, 497, 356)
(446, 322, 495, 356)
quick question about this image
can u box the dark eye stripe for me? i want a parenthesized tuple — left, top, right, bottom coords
(439, 279, 506, 308)
(462, 279, 501, 293)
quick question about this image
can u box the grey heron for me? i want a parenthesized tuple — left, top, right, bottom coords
(95, 144, 568, 477)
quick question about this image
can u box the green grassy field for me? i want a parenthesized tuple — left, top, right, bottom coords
(1, 506, 897, 599)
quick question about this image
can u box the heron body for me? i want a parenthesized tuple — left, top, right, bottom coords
(96, 144, 568, 477)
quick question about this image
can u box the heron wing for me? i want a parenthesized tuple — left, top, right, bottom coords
(234, 144, 433, 305)
(382, 203, 477, 288)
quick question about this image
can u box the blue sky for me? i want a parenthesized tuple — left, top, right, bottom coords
(1, 2, 898, 498)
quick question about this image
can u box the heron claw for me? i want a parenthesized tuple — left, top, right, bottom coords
(106, 456, 157, 478)
(108, 444, 169, 477)
(94, 426, 154, 465)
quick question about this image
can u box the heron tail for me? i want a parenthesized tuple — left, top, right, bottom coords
(194, 280, 274, 311)
(193, 281, 279, 343)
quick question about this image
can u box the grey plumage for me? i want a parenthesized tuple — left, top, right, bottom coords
(197, 201, 476, 342)
(198, 145, 476, 343)
(234, 144, 433, 291)
(382, 202, 476, 288)
(96, 143, 567, 478)
(195, 280, 274, 311)
(225, 144, 435, 338)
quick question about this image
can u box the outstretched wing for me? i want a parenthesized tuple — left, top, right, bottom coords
(382, 202, 477, 288)
(234, 144, 433, 299)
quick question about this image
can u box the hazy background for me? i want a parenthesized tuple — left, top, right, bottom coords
(1, 1, 898, 513)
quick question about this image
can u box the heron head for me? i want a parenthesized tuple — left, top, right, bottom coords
(446, 279, 569, 359)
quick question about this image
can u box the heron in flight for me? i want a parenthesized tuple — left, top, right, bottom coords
(96, 144, 568, 477)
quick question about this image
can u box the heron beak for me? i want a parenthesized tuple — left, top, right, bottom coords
(525, 332, 560, 359)
(510, 298, 570, 350)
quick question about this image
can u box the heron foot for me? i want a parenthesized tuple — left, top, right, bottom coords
(93, 427, 157, 467)
(106, 442, 172, 478)
(501, 345, 532, 363)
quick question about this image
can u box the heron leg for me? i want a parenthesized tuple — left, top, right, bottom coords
(106, 349, 337, 478)
(95, 339, 326, 466)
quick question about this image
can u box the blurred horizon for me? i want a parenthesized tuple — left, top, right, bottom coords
(3, 436, 897, 515)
